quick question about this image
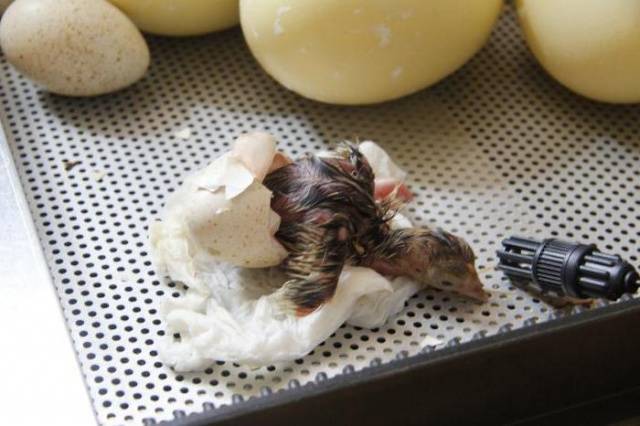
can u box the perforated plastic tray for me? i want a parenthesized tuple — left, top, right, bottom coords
(0, 5, 638, 426)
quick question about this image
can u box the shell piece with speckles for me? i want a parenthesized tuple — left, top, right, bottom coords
(150, 134, 288, 294)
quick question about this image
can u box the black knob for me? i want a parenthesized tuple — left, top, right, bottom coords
(497, 236, 639, 301)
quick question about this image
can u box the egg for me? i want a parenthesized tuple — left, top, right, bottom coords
(240, 0, 503, 105)
(517, 0, 640, 103)
(109, 0, 239, 37)
(0, 0, 150, 97)
(0, 0, 13, 13)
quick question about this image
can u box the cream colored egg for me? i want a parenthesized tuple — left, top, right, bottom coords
(109, 0, 239, 36)
(0, 0, 13, 13)
(241, 0, 503, 105)
(517, 0, 640, 103)
(0, 0, 150, 97)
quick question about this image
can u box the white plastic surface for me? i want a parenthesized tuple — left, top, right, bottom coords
(0, 123, 96, 425)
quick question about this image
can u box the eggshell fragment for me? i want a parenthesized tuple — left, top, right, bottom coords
(151, 153, 288, 281)
(359, 141, 407, 182)
(360, 140, 413, 202)
(268, 152, 293, 174)
(232, 132, 278, 182)
(150, 134, 289, 294)
(188, 179, 288, 268)
(0, 0, 150, 96)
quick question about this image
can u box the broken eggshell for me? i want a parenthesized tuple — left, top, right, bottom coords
(359, 140, 413, 202)
(149, 133, 289, 294)
(359, 140, 407, 182)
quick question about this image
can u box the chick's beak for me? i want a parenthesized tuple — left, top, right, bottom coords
(456, 264, 488, 302)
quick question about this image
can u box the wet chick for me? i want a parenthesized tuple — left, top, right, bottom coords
(264, 145, 487, 316)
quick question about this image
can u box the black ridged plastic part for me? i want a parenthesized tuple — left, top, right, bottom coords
(497, 236, 639, 301)
(532, 239, 569, 294)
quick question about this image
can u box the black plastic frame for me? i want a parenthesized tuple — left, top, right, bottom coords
(165, 298, 640, 426)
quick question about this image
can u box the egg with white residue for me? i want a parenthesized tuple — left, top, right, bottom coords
(241, 0, 503, 105)
(109, 0, 239, 36)
(0, 0, 150, 97)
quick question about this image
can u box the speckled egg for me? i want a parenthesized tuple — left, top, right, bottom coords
(0, 0, 150, 96)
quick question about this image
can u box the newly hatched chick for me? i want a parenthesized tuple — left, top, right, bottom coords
(264, 144, 487, 315)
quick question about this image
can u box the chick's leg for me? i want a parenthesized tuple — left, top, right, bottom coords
(274, 218, 350, 316)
